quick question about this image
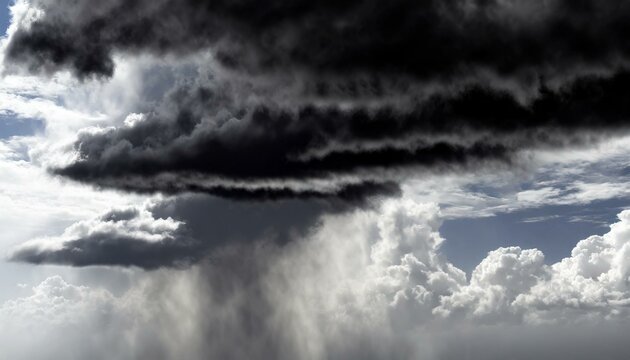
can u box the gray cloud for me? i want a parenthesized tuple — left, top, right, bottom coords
(9, 206, 203, 269)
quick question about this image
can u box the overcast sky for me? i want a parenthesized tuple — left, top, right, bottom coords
(2, 1, 630, 359)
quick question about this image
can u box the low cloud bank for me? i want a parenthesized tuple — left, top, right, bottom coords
(5, 199, 630, 359)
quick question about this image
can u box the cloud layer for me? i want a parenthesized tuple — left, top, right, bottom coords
(4, 200, 630, 359)
(4, 0, 630, 201)
(10, 205, 202, 268)
(11, 197, 630, 326)
(50, 71, 630, 200)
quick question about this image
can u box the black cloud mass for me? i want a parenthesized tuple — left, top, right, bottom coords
(5, 0, 630, 201)
(7, 0, 630, 79)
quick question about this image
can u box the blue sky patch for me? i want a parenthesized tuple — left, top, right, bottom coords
(0, 113, 45, 139)
(0, 0, 11, 35)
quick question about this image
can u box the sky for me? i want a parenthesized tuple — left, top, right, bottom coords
(0, 1, 8, 33)
(2, 1, 630, 359)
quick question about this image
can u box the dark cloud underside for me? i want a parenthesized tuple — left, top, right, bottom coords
(53, 71, 630, 200)
(10, 195, 351, 269)
(5, 0, 630, 202)
(9, 207, 204, 269)
(11, 234, 203, 269)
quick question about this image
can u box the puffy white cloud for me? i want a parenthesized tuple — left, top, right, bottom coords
(0, 275, 123, 360)
(0, 275, 115, 325)
(435, 246, 547, 322)
(366, 201, 466, 324)
(514, 210, 630, 323)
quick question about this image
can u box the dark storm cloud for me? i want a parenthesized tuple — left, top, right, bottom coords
(52, 80, 514, 198)
(6, 0, 630, 201)
(52, 70, 630, 199)
(150, 194, 352, 246)
(5, 0, 630, 80)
